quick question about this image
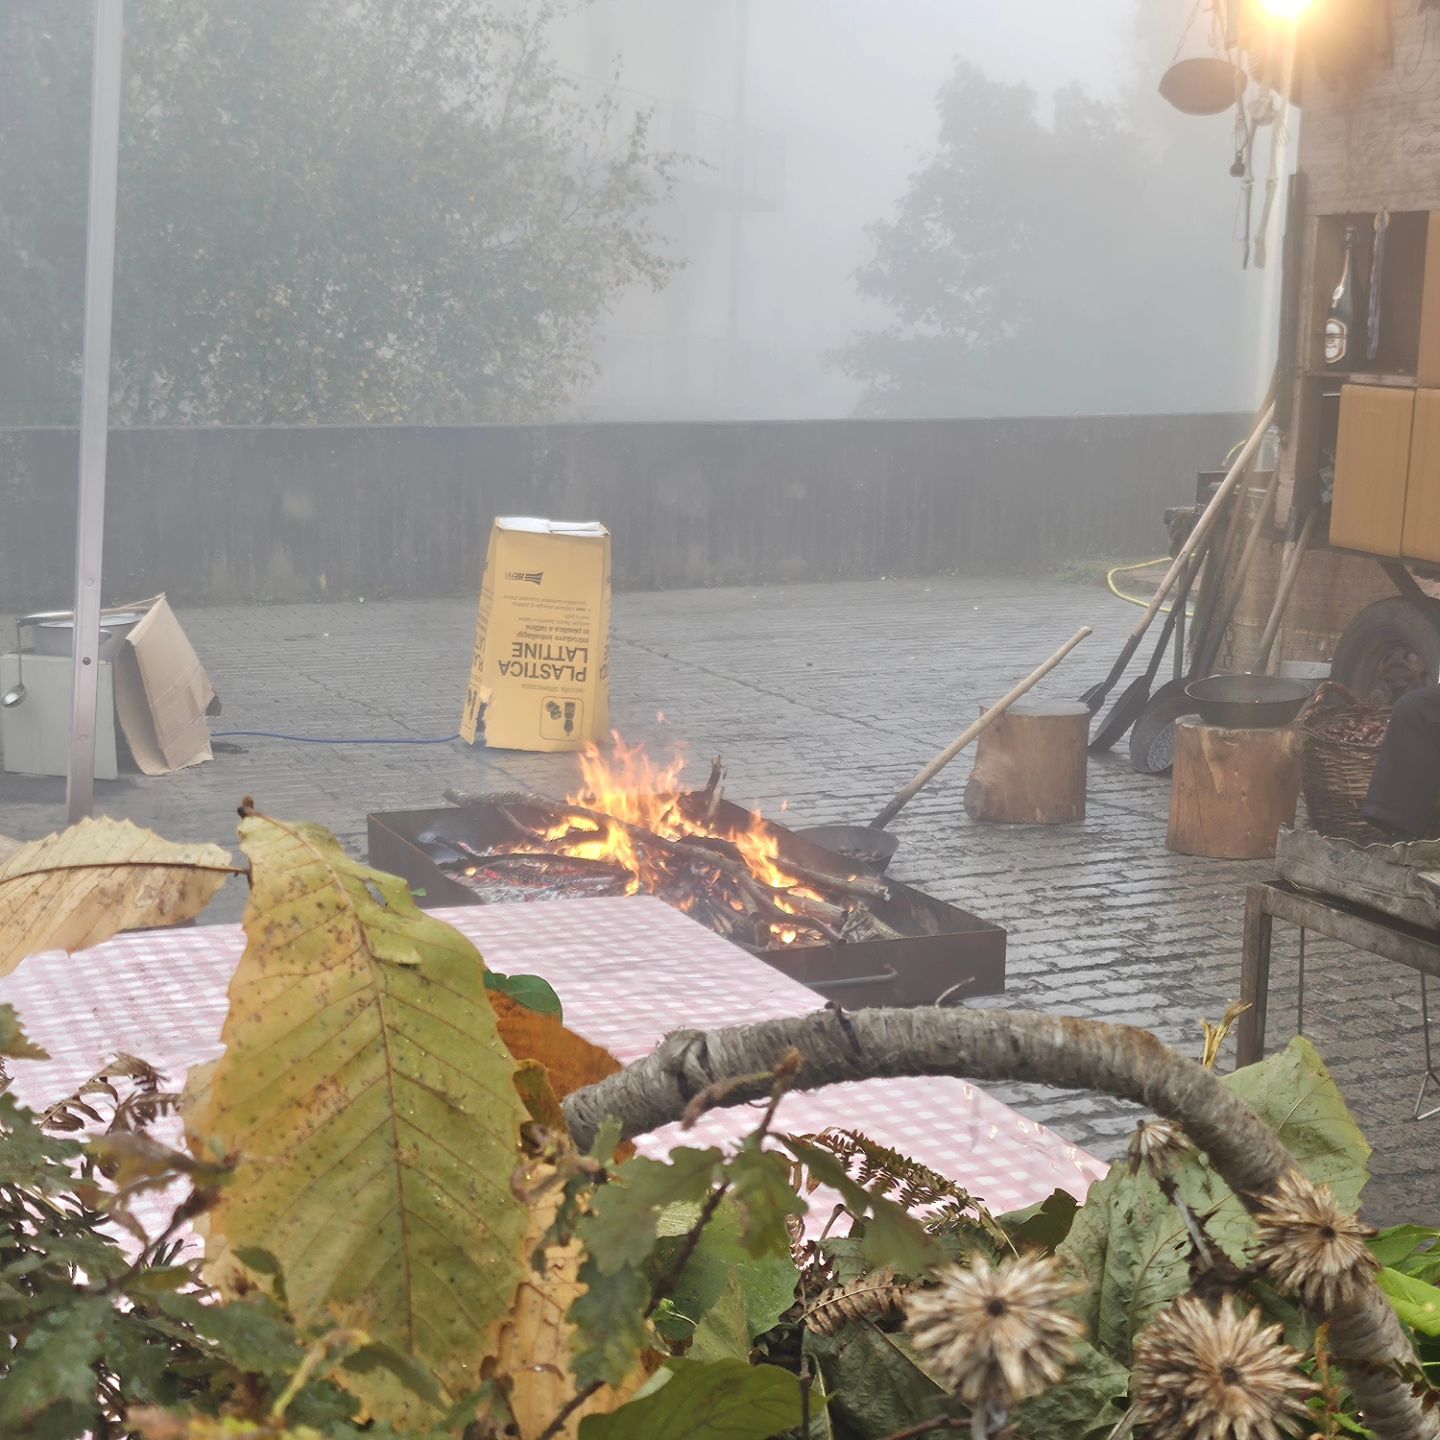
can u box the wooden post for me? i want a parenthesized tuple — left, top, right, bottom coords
(964, 700, 1088, 825)
(1167, 720, 1302, 859)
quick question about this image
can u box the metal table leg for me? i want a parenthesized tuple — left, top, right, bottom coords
(1296, 927, 1306, 1037)
(1417, 973, 1440, 1121)
(1237, 884, 1273, 1066)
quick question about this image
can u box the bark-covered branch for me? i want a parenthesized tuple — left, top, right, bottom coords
(563, 1006, 1436, 1440)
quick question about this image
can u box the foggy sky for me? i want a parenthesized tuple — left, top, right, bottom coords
(589, 0, 1278, 421)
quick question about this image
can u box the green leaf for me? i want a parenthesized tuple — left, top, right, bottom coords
(0, 1294, 111, 1434)
(657, 1199, 800, 1352)
(1058, 1037, 1372, 1364)
(1207, 1036, 1371, 1253)
(1002, 1188, 1079, 1253)
(578, 1359, 805, 1440)
(727, 1145, 806, 1258)
(485, 969, 563, 1018)
(1377, 1267, 1440, 1336)
(782, 1135, 937, 1275)
(154, 1291, 305, 1376)
(581, 1148, 723, 1275)
(1011, 1340, 1129, 1439)
(344, 1341, 445, 1406)
(570, 1259, 651, 1389)
(805, 1324, 947, 1438)
(1054, 1164, 1189, 1365)
(1370, 1224, 1440, 1274)
(186, 811, 532, 1424)
(686, 1269, 752, 1362)
(0, 1002, 47, 1060)
(233, 1246, 282, 1276)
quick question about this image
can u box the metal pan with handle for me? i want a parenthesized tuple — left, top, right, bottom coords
(793, 627, 1093, 872)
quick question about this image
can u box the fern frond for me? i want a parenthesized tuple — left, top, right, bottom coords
(797, 1128, 1005, 1242)
(803, 1269, 910, 1335)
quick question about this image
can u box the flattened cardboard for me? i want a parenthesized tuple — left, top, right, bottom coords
(112, 595, 217, 775)
(459, 518, 611, 752)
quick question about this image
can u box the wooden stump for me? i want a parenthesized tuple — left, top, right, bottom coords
(1167, 719, 1302, 859)
(964, 700, 1088, 825)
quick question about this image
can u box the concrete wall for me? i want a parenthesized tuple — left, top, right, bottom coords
(0, 414, 1246, 608)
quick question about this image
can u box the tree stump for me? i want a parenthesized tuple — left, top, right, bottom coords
(963, 700, 1088, 824)
(1167, 719, 1302, 859)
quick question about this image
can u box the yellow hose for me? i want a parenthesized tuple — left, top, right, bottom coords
(1106, 557, 1195, 615)
(1103, 430, 1247, 611)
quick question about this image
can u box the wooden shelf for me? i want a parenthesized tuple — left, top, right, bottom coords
(1305, 368, 1417, 388)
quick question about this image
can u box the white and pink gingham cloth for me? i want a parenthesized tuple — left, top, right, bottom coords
(0, 896, 1103, 1224)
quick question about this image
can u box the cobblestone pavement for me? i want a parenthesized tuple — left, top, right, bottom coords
(1, 577, 1433, 1224)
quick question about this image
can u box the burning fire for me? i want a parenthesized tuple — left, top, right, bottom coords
(556, 734, 809, 941)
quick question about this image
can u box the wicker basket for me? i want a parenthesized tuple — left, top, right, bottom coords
(1299, 681, 1390, 842)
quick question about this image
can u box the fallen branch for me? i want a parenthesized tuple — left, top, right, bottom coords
(563, 1006, 1438, 1440)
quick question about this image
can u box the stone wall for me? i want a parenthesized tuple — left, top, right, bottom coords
(0, 413, 1246, 607)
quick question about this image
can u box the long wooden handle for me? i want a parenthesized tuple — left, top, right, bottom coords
(1255, 508, 1318, 672)
(871, 627, 1093, 829)
(1128, 401, 1277, 642)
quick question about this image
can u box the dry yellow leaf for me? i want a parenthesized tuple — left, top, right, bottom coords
(490, 1173, 650, 1438)
(490, 989, 624, 1099)
(0, 817, 236, 975)
(187, 809, 532, 1426)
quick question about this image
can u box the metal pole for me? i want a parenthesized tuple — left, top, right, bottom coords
(725, 0, 749, 411)
(67, 0, 125, 824)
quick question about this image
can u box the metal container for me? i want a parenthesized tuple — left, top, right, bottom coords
(1184, 673, 1313, 729)
(367, 800, 1006, 1010)
(21, 610, 145, 659)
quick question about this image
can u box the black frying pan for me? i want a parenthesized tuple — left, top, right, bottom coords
(793, 628, 1094, 874)
(787, 824, 900, 875)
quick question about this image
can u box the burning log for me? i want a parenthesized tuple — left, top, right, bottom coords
(440, 777, 898, 955)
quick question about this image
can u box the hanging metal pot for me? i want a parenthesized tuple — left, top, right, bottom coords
(1158, 56, 1248, 115)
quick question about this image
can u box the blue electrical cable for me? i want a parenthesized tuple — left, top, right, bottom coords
(211, 730, 460, 746)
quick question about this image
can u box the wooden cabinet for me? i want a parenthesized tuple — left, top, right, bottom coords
(1403, 389, 1440, 562)
(1422, 215, 1440, 388)
(1329, 384, 1414, 557)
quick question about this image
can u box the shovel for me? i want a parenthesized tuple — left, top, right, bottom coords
(1079, 401, 1275, 715)
(1087, 541, 1206, 754)
(794, 626, 1092, 871)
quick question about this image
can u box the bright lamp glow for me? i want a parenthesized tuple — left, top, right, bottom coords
(1257, 0, 1315, 19)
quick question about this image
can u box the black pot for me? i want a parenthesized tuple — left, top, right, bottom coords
(1184, 673, 1313, 729)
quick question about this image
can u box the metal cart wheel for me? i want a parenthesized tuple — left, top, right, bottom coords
(1331, 596, 1440, 705)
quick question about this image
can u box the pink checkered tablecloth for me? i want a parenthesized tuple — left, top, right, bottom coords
(0, 896, 1104, 1224)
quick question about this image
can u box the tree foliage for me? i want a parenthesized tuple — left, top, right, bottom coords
(0, 0, 675, 427)
(836, 47, 1263, 418)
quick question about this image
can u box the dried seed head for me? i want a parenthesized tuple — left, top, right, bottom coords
(904, 1252, 1085, 1407)
(1253, 1169, 1378, 1312)
(1127, 1117, 1195, 1181)
(1131, 1294, 1314, 1440)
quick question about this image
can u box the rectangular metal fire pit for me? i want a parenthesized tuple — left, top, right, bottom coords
(368, 801, 1005, 1010)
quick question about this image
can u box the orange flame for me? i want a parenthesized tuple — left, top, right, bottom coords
(553, 733, 808, 935)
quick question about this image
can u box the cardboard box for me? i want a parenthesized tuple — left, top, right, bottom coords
(1330, 384, 1415, 558)
(114, 596, 218, 774)
(459, 519, 611, 752)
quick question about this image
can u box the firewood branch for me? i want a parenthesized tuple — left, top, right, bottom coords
(562, 1006, 1437, 1440)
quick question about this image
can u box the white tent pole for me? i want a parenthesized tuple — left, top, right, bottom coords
(67, 0, 125, 824)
